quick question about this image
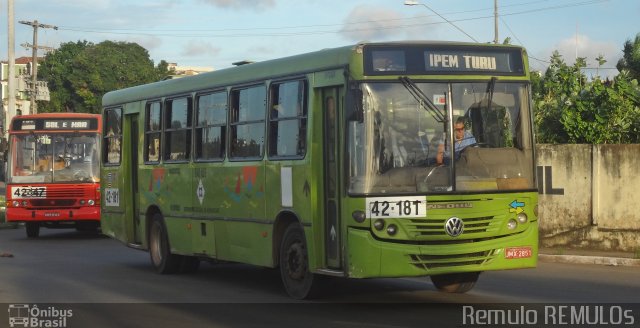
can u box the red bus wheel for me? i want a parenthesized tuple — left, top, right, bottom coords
(25, 222, 40, 238)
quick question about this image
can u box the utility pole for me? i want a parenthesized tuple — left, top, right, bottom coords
(494, 0, 499, 44)
(18, 20, 57, 114)
(6, 0, 15, 139)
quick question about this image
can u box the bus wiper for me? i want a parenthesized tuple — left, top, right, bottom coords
(485, 76, 497, 110)
(399, 76, 445, 123)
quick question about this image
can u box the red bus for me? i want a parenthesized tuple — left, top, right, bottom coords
(6, 113, 102, 238)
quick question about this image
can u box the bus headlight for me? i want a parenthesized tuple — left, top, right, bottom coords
(517, 213, 528, 224)
(507, 219, 518, 230)
(386, 224, 398, 236)
(80, 200, 86, 205)
(88, 199, 95, 206)
(21, 201, 28, 207)
(12, 201, 20, 207)
(373, 219, 385, 231)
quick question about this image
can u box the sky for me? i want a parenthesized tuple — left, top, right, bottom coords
(0, 0, 638, 78)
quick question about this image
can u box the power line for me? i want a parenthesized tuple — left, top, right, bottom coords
(405, 1, 478, 42)
(51, 1, 551, 34)
(52, 0, 610, 39)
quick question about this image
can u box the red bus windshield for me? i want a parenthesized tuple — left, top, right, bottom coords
(8, 132, 100, 184)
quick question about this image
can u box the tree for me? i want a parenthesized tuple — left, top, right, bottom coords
(532, 51, 640, 144)
(617, 33, 640, 81)
(532, 51, 583, 143)
(38, 41, 170, 113)
(37, 41, 91, 113)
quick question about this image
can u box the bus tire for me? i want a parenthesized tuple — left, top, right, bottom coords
(148, 214, 181, 274)
(279, 223, 315, 299)
(430, 272, 480, 293)
(26, 222, 40, 238)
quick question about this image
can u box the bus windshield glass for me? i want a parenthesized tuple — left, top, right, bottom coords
(8, 133, 100, 184)
(348, 81, 534, 194)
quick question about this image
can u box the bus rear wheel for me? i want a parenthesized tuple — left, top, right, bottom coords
(279, 223, 315, 299)
(148, 214, 181, 274)
(25, 222, 40, 238)
(430, 272, 480, 293)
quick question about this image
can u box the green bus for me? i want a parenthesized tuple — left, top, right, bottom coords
(101, 41, 538, 299)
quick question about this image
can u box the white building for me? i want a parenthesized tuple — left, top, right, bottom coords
(166, 63, 214, 77)
(1, 56, 37, 137)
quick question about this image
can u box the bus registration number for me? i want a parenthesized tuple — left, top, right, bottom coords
(11, 186, 46, 199)
(505, 246, 532, 259)
(104, 188, 120, 206)
(366, 196, 427, 218)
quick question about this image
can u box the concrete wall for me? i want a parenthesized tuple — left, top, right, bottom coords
(537, 144, 640, 252)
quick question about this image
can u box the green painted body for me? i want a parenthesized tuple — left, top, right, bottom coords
(101, 41, 538, 280)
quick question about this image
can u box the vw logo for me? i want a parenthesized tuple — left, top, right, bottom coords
(445, 217, 464, 237)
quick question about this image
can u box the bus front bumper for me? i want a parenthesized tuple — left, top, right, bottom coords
(345, 222, 538, 278)
(6, 207, 100, 223)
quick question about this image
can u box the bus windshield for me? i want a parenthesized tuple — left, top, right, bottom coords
(348, 81, 534, 194)
(8, 133, 100, 184)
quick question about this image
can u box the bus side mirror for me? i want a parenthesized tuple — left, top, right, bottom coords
(347, 89, 364, 123)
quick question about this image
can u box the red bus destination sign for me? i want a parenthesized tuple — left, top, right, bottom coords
(12, 118, 99, 131)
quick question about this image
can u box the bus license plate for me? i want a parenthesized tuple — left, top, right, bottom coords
(366, 196, 427, 218)
(505, 246, 532, 259)
(11, 186, 47, 199)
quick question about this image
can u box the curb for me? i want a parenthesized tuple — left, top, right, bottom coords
(538, 254, 640, 267)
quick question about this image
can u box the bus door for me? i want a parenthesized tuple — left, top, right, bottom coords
(322, 87, 342, 269)
(126, 113, 142, 245)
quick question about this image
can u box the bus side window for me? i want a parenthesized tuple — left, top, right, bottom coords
(104, 108, 122, 165)
(164, 97, 192, 161)
(145, 102, 162, 163)
(195, 91, 227, 160)
(268, 80, 307, 158)
(230, 85, 266, 159)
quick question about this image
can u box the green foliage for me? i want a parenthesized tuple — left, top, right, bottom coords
(617, 33, 640, 81)
(38, 40, 170, 113)
(532, 50, 640, 144)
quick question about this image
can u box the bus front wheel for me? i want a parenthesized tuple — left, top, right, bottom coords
(430, 272, 480, 293)
(26, 222, 40, 238)
(279, 223, 315, 299)
(149, 214, 181, 274)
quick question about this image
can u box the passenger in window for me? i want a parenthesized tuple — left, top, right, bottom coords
(436, 116, 476, 165)
(271, 104, 282, 118)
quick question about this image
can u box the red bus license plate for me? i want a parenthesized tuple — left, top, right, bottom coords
(505, 247, 532, 259)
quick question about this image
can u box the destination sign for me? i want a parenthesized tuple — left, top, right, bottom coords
(12, 118, 98, 131)
(44, 119, 90, 129)
(424, 50, 520, 73)
(364, 45, 525, 76)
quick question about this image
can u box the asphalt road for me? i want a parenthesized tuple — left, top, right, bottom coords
(1, 227, 639, 327)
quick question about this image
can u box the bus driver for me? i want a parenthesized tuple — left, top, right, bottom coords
(436, 116, 476, 165)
